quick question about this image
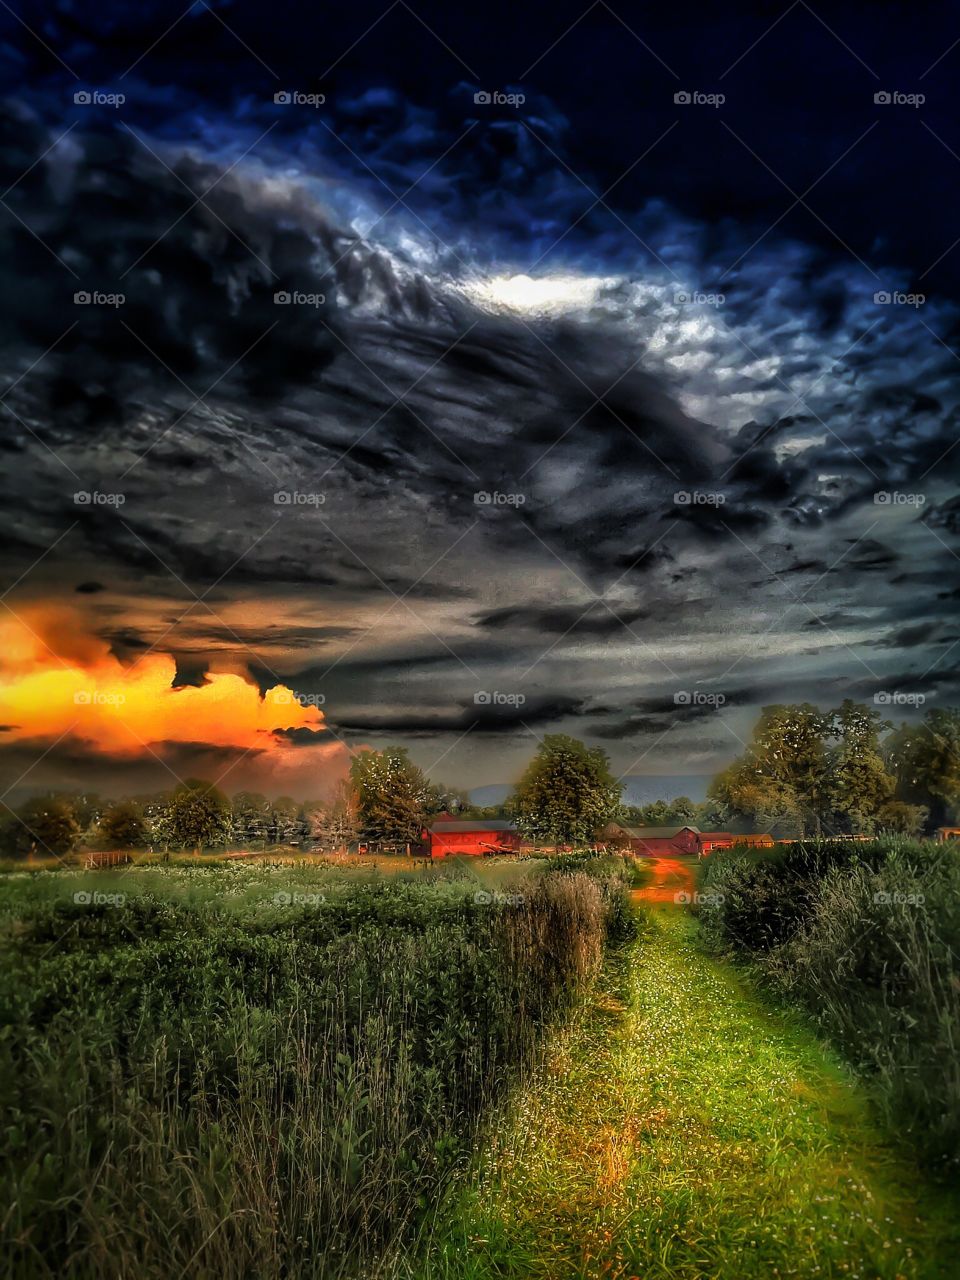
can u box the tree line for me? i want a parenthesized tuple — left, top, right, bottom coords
(3, 703, 958, 857)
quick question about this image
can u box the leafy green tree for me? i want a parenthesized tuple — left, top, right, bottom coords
(694, 796, 732, 830)
(710, 704, 829, 835)
(70, 792, 103, 837)
(430, 782, 471, 814)
(268, 795, 302, 844)
(10, 795, 79, 858)
(824, 700, 896, 834)
(311, 779, 361, 850)
(349, 748, 432, 841)
(510, 734, 622, 845)
(887, 708, 960, 828)
(231, 791, 270, 847)
(168, 780, 229, 854)
(876, 800, 929, 835)
(98, 800, 146, 849)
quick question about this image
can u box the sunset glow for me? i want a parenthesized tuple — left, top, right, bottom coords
(0, 608, 345, 791)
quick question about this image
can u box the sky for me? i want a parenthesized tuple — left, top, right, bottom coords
(0, 0, 958, 802)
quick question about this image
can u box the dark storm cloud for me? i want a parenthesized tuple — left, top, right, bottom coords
(922, 496, 960, 535)
(0, 733, 268, 805)
(474, 603, 648, 634)
(327, 693, 589, 737)
(171, 656, 210, 688)
(2, 0, 960, 796)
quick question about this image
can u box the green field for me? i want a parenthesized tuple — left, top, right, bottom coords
(2, 846, 958, 1279)
(0, 856, 623, 1278)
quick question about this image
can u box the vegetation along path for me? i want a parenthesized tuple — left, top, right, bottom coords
(410, 901, 960, 1280)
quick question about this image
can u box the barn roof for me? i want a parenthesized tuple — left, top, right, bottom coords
(622, 825, 701, 838)
(428, 820, 517, 833)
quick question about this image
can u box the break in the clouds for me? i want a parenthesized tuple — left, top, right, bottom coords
(0, 4, 958, 796)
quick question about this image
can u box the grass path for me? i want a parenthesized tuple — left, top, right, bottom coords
(407, 906, 960, 1280)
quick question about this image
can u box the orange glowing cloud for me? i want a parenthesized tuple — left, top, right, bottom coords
(0, 606, 347, 791)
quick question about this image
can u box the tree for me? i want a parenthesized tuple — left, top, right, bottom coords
(510, 734, 622, 845)
(887, 708, 960, 828)
(311, 779, 360, 851)
(10, 795, 79, 859)
(268, 795, 302, 845)
(709, 704, 830, 835)
(168, 780, 229, 853)
(694, 796, 732, 830)
(430, 782, 471, 814)
(824, 700, 896, 834)
(876, 800, 929, 836)
(349, 748, 432, 842)
(231, 791, 270, 848)
(98, 800, 146, 849)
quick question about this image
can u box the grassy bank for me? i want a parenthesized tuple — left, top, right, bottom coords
(408, 907, 960, 1279)
(699, 838, 960, 1170)
(0, 859, 622, 1279)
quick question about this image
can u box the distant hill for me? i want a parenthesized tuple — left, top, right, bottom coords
(470, 774, 712, 808)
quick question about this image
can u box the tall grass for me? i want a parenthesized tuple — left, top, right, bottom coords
(0, 863, 621, 1278)
(699, 839, 960, 1172)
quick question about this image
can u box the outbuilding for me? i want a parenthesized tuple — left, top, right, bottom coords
(425, 819, 520, 858)
(598, 823, 702, 856)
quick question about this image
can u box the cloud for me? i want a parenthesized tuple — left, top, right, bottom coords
(0, 87, 958, 793)
(0, 606, 349, 795)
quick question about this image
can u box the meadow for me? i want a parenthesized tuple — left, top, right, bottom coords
(4, 841, 959, 1280)
(0, 855, 628, 1279)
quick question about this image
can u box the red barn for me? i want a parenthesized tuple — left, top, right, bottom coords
(600, 823, 701, 856)
(425, 819, 520, 858)
(699, 832, 735, 854)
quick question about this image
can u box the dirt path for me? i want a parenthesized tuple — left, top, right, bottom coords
(629, 856, 698, 905)
(408, 905, 960, 1280)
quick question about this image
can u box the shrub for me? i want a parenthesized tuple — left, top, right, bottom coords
(699, 839, 960, 1171)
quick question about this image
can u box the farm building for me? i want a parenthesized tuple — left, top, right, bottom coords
(698, 832, 776, 854)
(600, 823, 702, 856)
(425, 819, 520, 858)
(599, 825, 777, 856)
(698, 831, 735, 853)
